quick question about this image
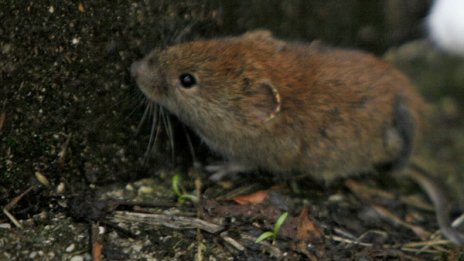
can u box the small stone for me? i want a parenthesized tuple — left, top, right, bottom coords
(65, 243, 75, 252)
(29, 251, 37, 259)
(0, 223, 11, 229)
(56, 182, 65, 194)
(99, 226, 105, 235)
(125, 184, 134, 191)
(70, 255, 84, 261)
(35, 171, 50, 187)
(138, 185, 153, 194)
(71, 37, 80, 45)
(132, 243, 142, 252)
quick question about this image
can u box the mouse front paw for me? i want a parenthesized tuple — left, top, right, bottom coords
(205, 162, 252, 181)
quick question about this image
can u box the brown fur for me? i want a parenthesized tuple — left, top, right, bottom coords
(131, 30, 425, 182)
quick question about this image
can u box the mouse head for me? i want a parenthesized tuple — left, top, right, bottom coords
(131, 30, 283, 132)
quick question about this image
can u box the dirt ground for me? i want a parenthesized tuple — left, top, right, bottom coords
(1, 1, 464, 260)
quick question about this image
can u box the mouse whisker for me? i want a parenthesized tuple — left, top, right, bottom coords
(135, 98, 152, 135)
(143, 102, 158, 161)
(88, 88, 143, 133)
(151, 105, 162, 151)
(172, 22, 196, 44)
(122, 95, 147, 124)
(183, 125, 196, 164)
(161, 108, 175, 161)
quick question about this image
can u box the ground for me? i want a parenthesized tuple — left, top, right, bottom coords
(1, 1, 464, 260)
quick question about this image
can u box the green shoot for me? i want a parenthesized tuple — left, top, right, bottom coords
(255, 231, 274, 244)
(171, 174, 182, 196)
(255, 212, 288, 244)
(171, 174, 198, 204)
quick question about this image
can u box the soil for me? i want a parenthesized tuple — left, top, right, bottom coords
(1, 1, 463, 260)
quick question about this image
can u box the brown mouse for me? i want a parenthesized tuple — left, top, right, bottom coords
(131, 30, 464, 244)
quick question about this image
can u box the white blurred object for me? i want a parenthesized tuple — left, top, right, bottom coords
(427, 0, 464, 56)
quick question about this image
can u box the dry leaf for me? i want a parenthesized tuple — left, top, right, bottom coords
(293, 208, 325, 260)
(296, 208, 324, 243)
(233, 190, 269, 205)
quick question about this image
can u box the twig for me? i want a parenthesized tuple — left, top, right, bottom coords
(402, 239, 451, 248)
(371, 204, 431, 240)
(3, 186, 34, 229)
(242, 234, 283, 258)
(220, 232, 245, 251)
(2, 209, 22, 229)
(4, 186, 33, 211)
(451, 213, 464, 228)
(328, 235, 446, 254)
(194, 167, 204, 261)
(108, 211, 223, 234)
(57, 133, 72, 166)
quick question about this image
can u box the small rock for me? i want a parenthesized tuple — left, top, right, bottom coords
(65, 243, 75, 252)
(70, 255, 84, 261)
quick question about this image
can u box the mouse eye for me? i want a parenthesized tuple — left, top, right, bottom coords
(179, 73, 197, 88)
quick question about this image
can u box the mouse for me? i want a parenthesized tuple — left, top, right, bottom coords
(131, 30, 464, 245)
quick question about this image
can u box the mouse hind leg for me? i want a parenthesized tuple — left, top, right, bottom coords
(384, 95, 417, 170)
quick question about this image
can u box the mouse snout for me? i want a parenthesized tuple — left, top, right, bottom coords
(130, 60, 145, 79)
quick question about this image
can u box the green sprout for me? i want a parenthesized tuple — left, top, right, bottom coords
(171, 174, 198, 204)
(255, 212, 289, 244)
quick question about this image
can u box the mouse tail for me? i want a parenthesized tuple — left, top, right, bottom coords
(408, 162, 464, 245)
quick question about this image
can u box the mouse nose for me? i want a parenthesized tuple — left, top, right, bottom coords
(130, 61, 143, 79)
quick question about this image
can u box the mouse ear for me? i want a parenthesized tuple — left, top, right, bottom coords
(241, 30, 286, 52)
(246, 80, 282, 122)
